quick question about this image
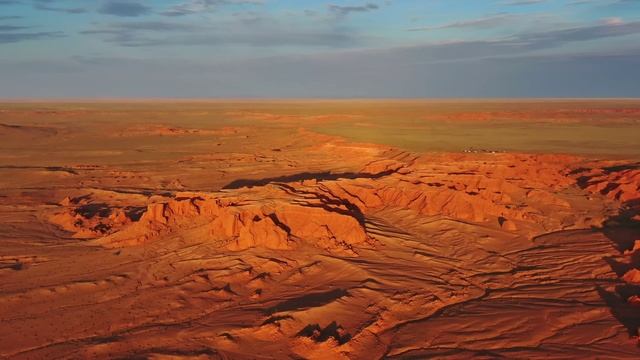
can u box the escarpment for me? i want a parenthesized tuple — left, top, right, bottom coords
(94, 189, 371, 254)
(48, 153, 628, 254)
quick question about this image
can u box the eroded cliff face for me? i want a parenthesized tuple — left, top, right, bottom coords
(573, 161, 640, 219)
(95, 194, 371, 254)
(49, 153, 632, 256)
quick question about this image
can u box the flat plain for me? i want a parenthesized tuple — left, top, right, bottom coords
(0, 100, 639, 359)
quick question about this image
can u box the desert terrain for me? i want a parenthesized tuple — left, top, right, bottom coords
(0, 100, 639, 359)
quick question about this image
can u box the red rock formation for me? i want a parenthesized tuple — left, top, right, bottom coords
(573, 163, 640, 204)
(52, 153, 604, 251)
(48, 196, 133, 239)
(319, 153, 580, 229)
(622, 269, 640, 284)
(96, 193, 370, 254)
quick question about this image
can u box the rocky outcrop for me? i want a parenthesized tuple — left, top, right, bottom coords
(48, 196, 135, 239)
(52, 153, 632, 253)
(319, 153, 582, 230)
(574, 162, 640, 203)
(572, 162, 640, 222)
(95, 192, 371, 254)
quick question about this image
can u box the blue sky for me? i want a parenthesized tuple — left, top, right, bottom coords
(1, 0, 639, 97)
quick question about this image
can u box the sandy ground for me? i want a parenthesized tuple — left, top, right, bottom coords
(0, 100, 639, 359)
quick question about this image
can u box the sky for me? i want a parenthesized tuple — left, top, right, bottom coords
(0, 0, 639, 98)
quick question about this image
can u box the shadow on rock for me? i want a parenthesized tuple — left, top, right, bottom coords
(598, 202, 640, 338)
(296, 321, 352, 345)
(222, 170, 396, 190)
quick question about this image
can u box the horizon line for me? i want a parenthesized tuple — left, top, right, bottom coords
(1, 97, 640, 103)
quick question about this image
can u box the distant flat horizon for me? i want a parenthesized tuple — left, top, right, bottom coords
(2, 97, 640, 103)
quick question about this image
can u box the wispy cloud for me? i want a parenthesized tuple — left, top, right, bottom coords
(99, 1, 151, 17)
(32, 0, 86, 14)
(161, 0, 263, 17)
(502, 0, 547, 6)
(409, 14, 519, 31)
(0, 25, 29, 31)
(81, 19, 363, 48)
(0, 30, 63, 44)
(327, 3, 379, 17)
(568, 0, 640, 7)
